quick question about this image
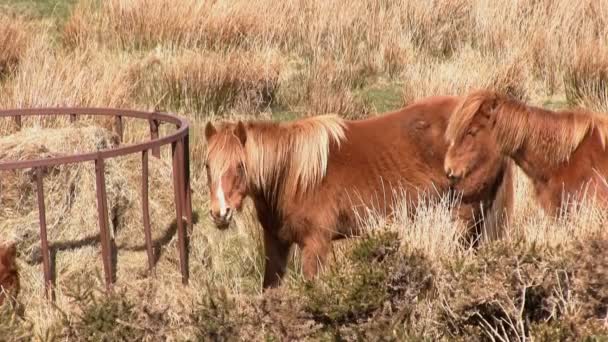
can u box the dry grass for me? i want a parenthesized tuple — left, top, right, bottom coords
(0, 14, 31, 78)
(0, 39, 138, 111)
(401, 47, 531, 104)
(151, 49, 284, 115)
(1, 0, 608, 340)
(564, 42, 608, 112)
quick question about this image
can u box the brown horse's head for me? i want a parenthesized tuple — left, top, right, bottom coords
(204, 121, 248, 229)
(0, 242, 19, 305)
(444, 90, 505, 199)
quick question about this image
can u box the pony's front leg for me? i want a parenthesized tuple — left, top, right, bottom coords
(300, 236, 330, 280)
(262, 230, 291, 289)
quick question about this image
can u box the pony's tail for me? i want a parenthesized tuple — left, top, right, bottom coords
(481, 159, 515, 242)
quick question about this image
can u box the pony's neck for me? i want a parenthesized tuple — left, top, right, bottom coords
(494, 100, 593, 183)
(244, 122, 290, 203)
(243, 116, 345, 206)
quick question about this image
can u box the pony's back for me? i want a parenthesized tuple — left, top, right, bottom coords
(319, 95, 514, 240)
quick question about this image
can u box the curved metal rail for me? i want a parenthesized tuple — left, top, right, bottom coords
(0, 108, 193, 300)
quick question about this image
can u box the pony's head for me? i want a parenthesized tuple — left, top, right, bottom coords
(204, 121, 248, 229)
(444, 90, 505, 199)
(0, 242, 18, 305)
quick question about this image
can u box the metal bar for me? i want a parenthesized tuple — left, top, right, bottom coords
(95, 158, 114, 292)
(0, 110, 189, 171)
(183, 134, 193, 229)
(35, 168, 54, 301)
(150, 119, 160, 158)
(14, 116, 21, 130)
(172, 141, 189, 285)
(115, 115, 124, 143)
(141, 150, 155, 273)
(0, 107, 192, 291)
(0, 127, 188, 171)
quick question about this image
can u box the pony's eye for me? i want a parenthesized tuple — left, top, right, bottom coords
(467, 128, 477, 137)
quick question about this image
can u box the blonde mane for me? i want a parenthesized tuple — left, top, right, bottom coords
(447, 90, 608, 164)
(207, 114, 346, 199)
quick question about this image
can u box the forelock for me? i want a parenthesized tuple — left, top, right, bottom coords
(446, 90, 497, 141)
(205, 124, 246, 180)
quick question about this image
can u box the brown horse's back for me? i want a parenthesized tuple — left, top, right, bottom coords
(316, 96, 461, 235)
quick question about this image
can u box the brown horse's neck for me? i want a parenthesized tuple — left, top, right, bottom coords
(493, 99, 593, 183)
(243, 122, 290, 210)
(243, 116, 344, 212)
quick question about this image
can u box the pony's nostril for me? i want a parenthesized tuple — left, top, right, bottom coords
(445, 167, 453, 178)
(446, 169, 461, 184)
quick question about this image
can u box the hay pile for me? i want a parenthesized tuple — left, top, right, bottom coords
(0, 125, 179, 301)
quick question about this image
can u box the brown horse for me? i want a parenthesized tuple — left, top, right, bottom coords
(203, 95, 513, 288)
(0, 242, 19, 306)
(444, 89, 608, 216)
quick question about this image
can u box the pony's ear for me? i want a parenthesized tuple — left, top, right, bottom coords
(204, 122, 217, 141)
(481, 96, 499, 127)
(480, 96, 499, 115)
(235, 121, 247, 146)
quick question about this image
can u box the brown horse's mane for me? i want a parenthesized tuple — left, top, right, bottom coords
(446, 90, 608, 164)
(207, 114, 346, 199)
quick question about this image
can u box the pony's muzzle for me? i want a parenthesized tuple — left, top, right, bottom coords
(445, 166, 463, 185)
(209, 208, 233, 229)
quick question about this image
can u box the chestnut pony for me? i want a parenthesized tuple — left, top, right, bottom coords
(445, 90, 608, 216)
(0, 242, 19, 305)
(204, 95, 513, 288)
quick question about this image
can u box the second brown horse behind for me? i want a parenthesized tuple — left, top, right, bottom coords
(445, 90, 608, 216)
(203, 95, 513, 289)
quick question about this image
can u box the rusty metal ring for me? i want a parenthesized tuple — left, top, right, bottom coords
(0, 108, 193, 300)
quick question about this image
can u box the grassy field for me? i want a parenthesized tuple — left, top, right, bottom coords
(0, 0, 607, 340)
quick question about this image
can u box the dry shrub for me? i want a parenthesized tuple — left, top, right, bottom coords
(564, 43, 608, 112)
(402, 48, 530, 104)
(63, 0, 291, 50)
(154, 49, 283, 115)
(404, 0, 472, 57)
(517, 0, 608, 94)
(0, 14, 31, 78)
(439, 240, 608, 341)
(63, 0, 209, 49)
(279, 56, 376, 117)
(0, 36, 138, 114)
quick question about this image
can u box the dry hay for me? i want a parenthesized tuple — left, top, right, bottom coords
(0, 125, 180, 308)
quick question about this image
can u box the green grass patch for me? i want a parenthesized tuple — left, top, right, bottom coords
(0, 0, 77, 19)
(270, 109, 301, 122)
(542, 95, 569, 110)
(358, 83, 404, 114)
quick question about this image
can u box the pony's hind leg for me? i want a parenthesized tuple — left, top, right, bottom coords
(262, 230, 291, 289)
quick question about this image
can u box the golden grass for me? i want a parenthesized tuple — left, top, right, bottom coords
(0, 14, 31, 78)
(401, 48, 530, 104)
(1, 0, 608, 339)
(564, 42, 608, 112)
(153, 48, 284, 115)
(0, 35, 138, 113)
